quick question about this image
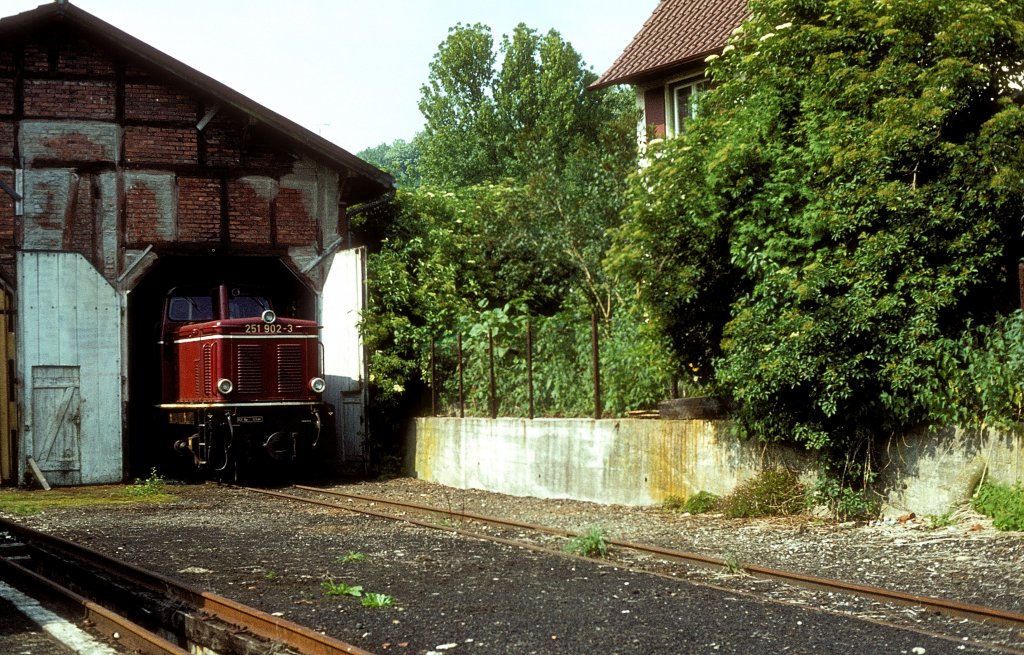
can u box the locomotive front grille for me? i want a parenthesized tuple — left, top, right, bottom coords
(236, 344, 264, 394)
(200, 343, 214, 396)
(277, 343, 304, 394)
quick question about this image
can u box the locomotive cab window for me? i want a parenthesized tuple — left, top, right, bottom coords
(167, 296, 214, 322)
(228, 294, 272, 319)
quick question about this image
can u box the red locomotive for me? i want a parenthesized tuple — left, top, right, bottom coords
(157, 283, 333, 481)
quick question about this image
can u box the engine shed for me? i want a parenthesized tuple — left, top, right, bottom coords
(0, 2, 394, 485)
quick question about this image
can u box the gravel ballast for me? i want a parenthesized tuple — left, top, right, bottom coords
(3, 478, 1023, 654)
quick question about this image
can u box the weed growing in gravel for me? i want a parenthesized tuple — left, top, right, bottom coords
(264, 570, 278, 581)
(722, 551, 744, 575)
(564, 526, 609, 558)
(719, 470, 805, 518)
(126, 468, 166, 497)
(321, 581, 363, 597)
(973, 481, 1024, 531)
(663, 491, 720, 514)
(336, 551, 368, 564)
(361, 593, 395, 608)
(925, 512, 954, 529)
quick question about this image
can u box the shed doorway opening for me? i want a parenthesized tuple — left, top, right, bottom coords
(125, 255, 316, 480)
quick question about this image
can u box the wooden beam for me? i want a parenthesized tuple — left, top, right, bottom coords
(27, 457, 51, 491)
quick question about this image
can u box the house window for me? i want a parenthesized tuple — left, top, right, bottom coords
(668, 76, 708, 136)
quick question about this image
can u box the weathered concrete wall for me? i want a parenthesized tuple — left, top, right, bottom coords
(878, 427, 1024, 516)
(408, 418, 1023, 514)
(407, 417, 812, 506)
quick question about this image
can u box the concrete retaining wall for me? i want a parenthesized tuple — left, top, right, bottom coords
(406, 417, 1023, 515)
(876, 426, 1024, 516)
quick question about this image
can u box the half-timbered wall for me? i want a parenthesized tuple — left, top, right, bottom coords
(0, 31, 347, 286)
(0, 19, 377, 484)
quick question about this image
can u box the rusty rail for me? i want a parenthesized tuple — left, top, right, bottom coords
(277, 485, 1024, 632)
(0, 517, 376, 655)
(0, 552, 188, 655)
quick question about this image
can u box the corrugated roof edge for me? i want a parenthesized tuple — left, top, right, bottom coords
(0, 1, 395, 203)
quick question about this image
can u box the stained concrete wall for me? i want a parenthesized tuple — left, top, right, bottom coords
(408, 417, 1023, 515)
(407, 417, 811, 506)
(878, 426, 1024, 516)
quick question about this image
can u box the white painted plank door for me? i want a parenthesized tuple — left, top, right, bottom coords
(321, 247, 368, 466)
(31, 366, 81, 481)
(18, 252, 123, 485)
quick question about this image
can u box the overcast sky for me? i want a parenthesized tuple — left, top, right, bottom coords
(4, 0, 654, 154)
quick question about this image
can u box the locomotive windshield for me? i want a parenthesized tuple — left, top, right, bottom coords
(167, 295, 214, 322)
(228, 294, 272, 318)
(166, 286, 273, 322)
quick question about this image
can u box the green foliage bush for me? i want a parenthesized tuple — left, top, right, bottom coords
(972, 481, 1024, 531)
(663, 491, 720, 514)
(359, 21, 676, 430)
(810, 475, 879, 522)
(927, 312, 1024, 433)
(718, 470, 805, 519)
(610, 0, 1024, 452)
(429, 301, 674, 418)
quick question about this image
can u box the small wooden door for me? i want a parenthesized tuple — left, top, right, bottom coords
(31, 366, 82, 481)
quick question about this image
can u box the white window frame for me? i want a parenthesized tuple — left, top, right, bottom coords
(667, 74, 708, 137)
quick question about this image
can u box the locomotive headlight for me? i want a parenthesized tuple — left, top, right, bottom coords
(261, 309, 277, 324)
(309, 377, 327, 393)
(217, 378, 234, 394)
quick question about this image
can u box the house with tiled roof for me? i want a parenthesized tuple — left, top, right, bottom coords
(593, 0, 748, 141)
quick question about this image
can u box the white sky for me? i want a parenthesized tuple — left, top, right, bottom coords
(4, 0, 654, 154)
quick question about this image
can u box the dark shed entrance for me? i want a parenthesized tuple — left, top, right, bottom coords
(126, 256, 318, 479)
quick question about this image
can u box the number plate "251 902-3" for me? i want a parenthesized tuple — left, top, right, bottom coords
(244, 323, 295, 334)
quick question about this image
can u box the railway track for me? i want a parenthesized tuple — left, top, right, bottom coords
(0, 516, 376, 655)
(248, 484, 1024, 637)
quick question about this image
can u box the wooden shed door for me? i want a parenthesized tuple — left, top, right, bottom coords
(322, 247, 368, 464)
(31, 366, 82, 476)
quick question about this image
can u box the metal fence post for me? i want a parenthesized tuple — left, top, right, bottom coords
(592, 311, 602, 420)
(457, 333, 465, 419)
(526, 319, 534, 420)
(430, 336, 437, 417)
(488, 328, 497, 419)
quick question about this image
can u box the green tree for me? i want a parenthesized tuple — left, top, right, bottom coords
(612, 0, 1024, 450)
(361, 21, 672, 423)
(417, 22, 627, 188)
(358, 138, 421, 188)
(418, 23, 500, 187)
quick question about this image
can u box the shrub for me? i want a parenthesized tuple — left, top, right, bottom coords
(719, 470, 805, 518)
(972, 482, 1024, 532)
(810, 474, 879, 522)
(663, 491, 720, 514)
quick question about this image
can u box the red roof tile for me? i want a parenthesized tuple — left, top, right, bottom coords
(592, 0, 749, 89)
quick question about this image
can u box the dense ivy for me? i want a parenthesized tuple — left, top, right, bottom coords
(611, 0, 1024, 449)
